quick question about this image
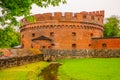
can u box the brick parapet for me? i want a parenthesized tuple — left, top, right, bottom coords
(21, 10, 104, 27)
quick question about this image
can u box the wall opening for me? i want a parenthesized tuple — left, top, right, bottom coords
(72, 44, 76, 49)
(42, 46, 46, 49)
(50, 32, 54, 37)
(32, 33, 35, 37)
(51, 44, 55, 46)
(88, 44, 91, 46)
(90, 33, 93, 37)
(102, 43, 107, 48)
(72, 32, 76, 36)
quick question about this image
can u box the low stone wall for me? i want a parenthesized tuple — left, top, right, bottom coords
(43, 49, 120, 61)
(1, 49, 120, 69)
(0, 54, 43, 69)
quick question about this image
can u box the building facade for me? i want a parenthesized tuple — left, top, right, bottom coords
(20, 10, 120, 49)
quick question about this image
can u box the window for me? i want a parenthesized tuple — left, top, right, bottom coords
(51, 44, 55, 46)
(72, 32, 76, 36)
(32, 33, 35, 37)
(90, 33, 93, 37)
(83, 15, 87, 19)
(42, 46, 46, 49)
(89, 44, 91, 46)
(102, 44, 107, 48)
(72, 44, 76, 49)
(50, 32, 54, 37)
(91, 16, 94, 20)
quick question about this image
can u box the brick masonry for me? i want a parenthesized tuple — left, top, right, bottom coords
(20, 10, 110, 49)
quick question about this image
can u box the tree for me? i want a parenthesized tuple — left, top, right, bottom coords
(0, 26, 20, 48)
(104, 16, 120, 37)
(0, 0, 66, 27)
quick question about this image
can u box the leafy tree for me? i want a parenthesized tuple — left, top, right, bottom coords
(104, 16, 120, 37)
(0, 0, 67, 27)
(0, 26, 20, 48)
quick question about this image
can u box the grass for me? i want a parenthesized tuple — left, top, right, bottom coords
(58, 58, 120, 80)
(0, 61, 49, 80)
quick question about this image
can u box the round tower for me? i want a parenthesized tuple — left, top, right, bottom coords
(20, 10, 104, 50)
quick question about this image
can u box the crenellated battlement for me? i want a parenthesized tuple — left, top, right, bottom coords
(21, 10, 104, 25)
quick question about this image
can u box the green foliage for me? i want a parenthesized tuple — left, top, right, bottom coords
(0, 26, 20, 48)
(0, 0, 67, 27)
(104, 16, 120, 37)
(58, 58, 120, 80)
(0, 61, 49, 80)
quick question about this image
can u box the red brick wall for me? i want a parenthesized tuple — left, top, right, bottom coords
(91, 38, 120, 49)
(20, 11, 104, 49)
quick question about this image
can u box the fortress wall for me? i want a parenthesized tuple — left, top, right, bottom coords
(20, 11, 104, 49)
(91, 38, 120, 49)
(20, 21, 103, 49)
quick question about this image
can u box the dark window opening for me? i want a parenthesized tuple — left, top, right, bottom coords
(102, 44, 107, 48)
(42, 46, 46, 49)
(72, 44, 76, 49)
(32, 33, 35, 37)
(91, 33, 93, 37)
(91, 16, 94, 20)
(83, 15, 87, 19)
(50, 32, 54, 37)
(72, 32, 76, 36)
(51, 44, 55, 46)
(89, 44, 91, 46)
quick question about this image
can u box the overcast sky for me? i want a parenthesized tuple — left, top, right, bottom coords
(31, 0, 120, 18)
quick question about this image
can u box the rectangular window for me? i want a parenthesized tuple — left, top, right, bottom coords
(72, 44, 76, 49)
(42, 46, 46, 49)
(32, 33, 35, 37)
(50, 32, 54, 37)
(102, 43, 107, 48)
(72, 32, 76, 36)
(90, 33, 93, 37)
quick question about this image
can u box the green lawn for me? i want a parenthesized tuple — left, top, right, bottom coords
(58, 58, 120, 80)
(0, 61, 49, 80)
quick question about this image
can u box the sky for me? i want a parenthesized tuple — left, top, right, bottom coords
(31, 0, 120, 18)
